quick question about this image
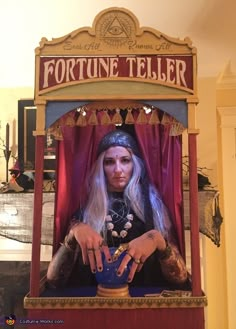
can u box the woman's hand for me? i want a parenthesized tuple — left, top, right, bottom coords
(117, 229, 166, 282)
(71, 222, 111, 273)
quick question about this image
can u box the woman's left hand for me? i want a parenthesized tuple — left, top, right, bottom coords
(116, 229, 166, 282)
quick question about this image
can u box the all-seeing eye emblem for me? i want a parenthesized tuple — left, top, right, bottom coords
(98, 12, 134, 47)
(107, 25, 124, 36)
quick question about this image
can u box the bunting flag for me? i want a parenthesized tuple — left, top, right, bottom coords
(148, 109, 160, 125)
(88, 110, 98, 125)
(161, 112, 171, 125)
(49, 107, 185, 137)
(111, 108, 123, 125)
(65, 114, 75, 127)
(101, 110, 112, 125)
(136, 109, 148, 124)
(125, 108, 135, 125)
(76, 113, 87, 127)
(169, 121, 185, 136)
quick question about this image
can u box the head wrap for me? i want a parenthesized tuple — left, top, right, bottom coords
(97, 130, 140, 157)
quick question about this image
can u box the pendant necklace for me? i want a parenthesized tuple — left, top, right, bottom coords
(105, 196, 133, 239)
(105, 213, 133, 238)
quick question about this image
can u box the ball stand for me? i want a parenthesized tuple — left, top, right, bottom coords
(96, 284, 130, 297)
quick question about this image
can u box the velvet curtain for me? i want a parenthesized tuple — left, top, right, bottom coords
(53, 116, 184, 255)
(134, 124, 184, 254)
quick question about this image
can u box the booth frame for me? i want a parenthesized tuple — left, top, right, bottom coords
(25, 7, 206, 329)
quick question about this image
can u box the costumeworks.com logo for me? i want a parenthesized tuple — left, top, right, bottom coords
(1, 314, 64, 327)
(4, 314, 16, 326)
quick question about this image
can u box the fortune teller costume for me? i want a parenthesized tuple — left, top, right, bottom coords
(47, 130, 188, 289)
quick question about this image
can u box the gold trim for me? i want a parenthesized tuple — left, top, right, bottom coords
(25, 277, 207, 310)
(24, 296, 207, 309)
(24, 293, 207, 310)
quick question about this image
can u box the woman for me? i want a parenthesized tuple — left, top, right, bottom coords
(47, 130, 187, 288)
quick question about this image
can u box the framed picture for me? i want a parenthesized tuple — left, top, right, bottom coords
(18, 99, 56, 172)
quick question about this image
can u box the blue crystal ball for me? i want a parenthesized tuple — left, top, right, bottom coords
(95, 247, 132, 287)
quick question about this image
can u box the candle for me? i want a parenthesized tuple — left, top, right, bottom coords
(6, 123, 9, 150)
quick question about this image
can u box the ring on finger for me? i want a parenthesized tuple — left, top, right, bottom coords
(134, 258, 141, 265)
(113, 243, 129, 258)
(87, 248, 94, 253)
(126, 252, 133, 259)
(99, 240, 107, 247)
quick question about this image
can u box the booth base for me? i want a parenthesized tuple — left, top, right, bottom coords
(24, 281, 207, 329)
(26, 308, 205, 329)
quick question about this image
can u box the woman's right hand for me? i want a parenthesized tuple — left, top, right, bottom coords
(70, 222, 111, 273)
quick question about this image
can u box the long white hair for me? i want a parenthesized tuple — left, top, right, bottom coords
(83, 149, 171, 239)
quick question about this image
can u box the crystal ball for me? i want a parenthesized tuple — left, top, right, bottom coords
(95, 247, 132, 287)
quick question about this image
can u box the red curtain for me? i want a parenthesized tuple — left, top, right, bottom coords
(54, 124, 114, 252)
(54, 119, 184, 254)
(135, 124, 183, 254)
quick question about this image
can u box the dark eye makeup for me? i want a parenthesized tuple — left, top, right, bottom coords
(104, 156, 131, 166)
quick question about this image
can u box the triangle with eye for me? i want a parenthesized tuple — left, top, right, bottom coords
(104, 17, 129, 38)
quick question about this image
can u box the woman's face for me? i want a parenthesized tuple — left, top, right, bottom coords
(103, 146, 133, 192)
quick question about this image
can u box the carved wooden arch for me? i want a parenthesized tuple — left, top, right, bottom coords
(34, 7, 198, 134)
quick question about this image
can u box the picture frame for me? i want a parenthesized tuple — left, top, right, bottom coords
(18, 99, 56, 172)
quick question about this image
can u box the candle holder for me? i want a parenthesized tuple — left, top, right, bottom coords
(3, 149, 11, 183)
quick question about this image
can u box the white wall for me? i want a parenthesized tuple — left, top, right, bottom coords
(0, 0, 234, 88)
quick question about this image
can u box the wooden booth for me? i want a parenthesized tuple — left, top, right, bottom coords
(24, 7, 207, 329)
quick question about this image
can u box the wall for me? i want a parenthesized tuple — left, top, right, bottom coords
(216, 74, 236, 329)
(196, 78, 227, 329)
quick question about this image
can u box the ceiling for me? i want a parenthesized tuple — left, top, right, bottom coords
(1, 0, 236, 87)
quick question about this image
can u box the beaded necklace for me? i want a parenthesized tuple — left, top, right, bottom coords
(105, 194, 133, 239)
